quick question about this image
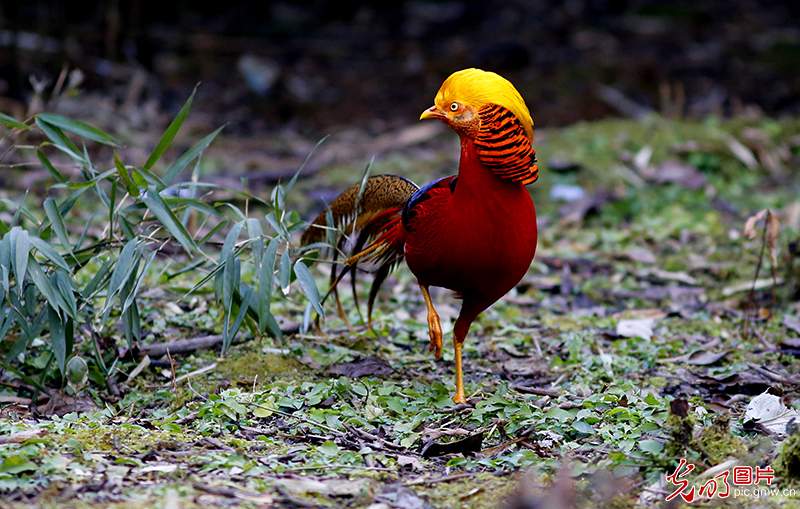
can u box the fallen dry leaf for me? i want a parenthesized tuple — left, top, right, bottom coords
(396, 455, 425, 471)
(626, 246, 657, 264)
(616, 319, 655, 339)
(660, 350, 729, 366)
(743, 391, 800, 436)
(743, 209, 768, 239)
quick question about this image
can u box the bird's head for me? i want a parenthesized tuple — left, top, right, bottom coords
(420, 68, 533, 140)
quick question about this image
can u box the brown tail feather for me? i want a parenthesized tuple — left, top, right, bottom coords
(301, 174, 419, 246)
(301, 174, 418, 328)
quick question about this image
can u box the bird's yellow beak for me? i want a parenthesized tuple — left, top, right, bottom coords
(420, 105, 444, 120)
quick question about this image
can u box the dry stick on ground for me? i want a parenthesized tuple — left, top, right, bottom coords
(142, 335, 224, 357)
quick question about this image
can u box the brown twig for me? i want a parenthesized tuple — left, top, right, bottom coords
(742, 213, 770, 340)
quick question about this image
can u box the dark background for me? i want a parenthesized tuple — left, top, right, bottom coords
(2, 0, 800, 136)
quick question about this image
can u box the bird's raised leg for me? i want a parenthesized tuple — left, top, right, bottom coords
(418, 283, 442, 358)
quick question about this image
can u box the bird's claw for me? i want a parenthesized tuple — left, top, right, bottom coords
(427, 315, 442, 359)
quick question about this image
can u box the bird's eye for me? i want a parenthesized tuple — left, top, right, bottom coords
(450, 102, 459, 111)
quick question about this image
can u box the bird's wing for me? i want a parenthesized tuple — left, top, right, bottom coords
(474, 104, 538, 185)
(401, 175, 458, 232)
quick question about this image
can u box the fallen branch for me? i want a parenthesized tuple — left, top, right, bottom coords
(511, 386, 561, 397)
(141, 335, 224, 357)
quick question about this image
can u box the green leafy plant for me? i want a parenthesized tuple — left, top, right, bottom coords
(0, 89, 325, 398)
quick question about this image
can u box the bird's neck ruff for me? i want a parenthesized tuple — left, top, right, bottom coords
(472, 104, 538, 185)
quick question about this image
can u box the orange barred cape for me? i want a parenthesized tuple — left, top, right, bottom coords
(474, 104, 538, 185)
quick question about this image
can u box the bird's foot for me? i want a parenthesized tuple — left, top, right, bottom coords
(427, 314, 442, 359)
(452, 393, 466, 405)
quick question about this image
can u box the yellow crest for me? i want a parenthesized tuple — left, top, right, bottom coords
(434, 68, 534, 140)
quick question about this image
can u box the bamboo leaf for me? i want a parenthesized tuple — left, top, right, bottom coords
(141, 190, 198, 256)
(143, 86, 197, 171)
(43, 197, 76, 262)
(294, 261, 324, 319)
(37, 150, 67, 183)
(102, 239, 141, 322)
(37, 113, 120, 146)
(163, 125, 224, 184)
(220, 221, 244, 264)
(122, 250, 157, 313)
(246, 218, 264, 267)
(0, 111, 30, 130)
(53, 271, 77, 320)
(0, 234, 10, 293)
(197, 221, 227, 246)
(258, 237, 279, 334)
(162, 196, 221, 217)
(284, 134, 328, 196)
(279, 248, 292, 295)
(224, 284, 253, 354)
(48, 305, 68, 375)
(114, 152, 140, 197)
(9, 227, 29, 294)
(28, 236, 70, 272)
(133, 167, 168, 191)
(27, 258, 69, 314)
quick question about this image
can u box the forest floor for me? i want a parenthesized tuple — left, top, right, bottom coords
(1, 102, 800, 508)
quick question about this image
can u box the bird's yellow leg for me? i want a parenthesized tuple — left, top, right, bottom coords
(419, 284, 442, 358)
(452, 335, 466, 404)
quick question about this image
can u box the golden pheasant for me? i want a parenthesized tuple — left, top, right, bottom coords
(302, 69, 538, 404)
